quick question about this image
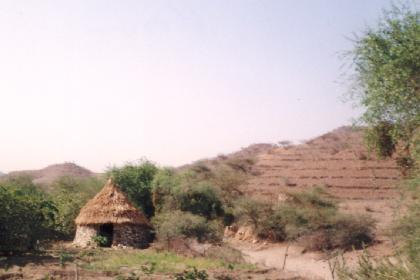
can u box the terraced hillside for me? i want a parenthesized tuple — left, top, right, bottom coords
(243, 126, 402, 232)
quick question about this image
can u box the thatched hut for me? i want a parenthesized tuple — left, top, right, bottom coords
(73, 178, 152, 248)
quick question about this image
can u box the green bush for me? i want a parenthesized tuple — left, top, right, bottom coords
(233, 188, 375, 250)
(174, 267, 209, 280)
(338, 251, 420, 280)
(58, 250, 73, 267)
(92, 235, 109, 247)
(303, 214, 375, 251)
(175, 183, 224, 219)
(256, 210, 287, 242)
(364, 122, 396, 158)
(152, 168, 182, 213)
(52, 176, 103, 238)
(0, 177, 57, 252)
(107, 160, 158, 218)
(152, 211, 222, 243)
(233, 198, 272, 230)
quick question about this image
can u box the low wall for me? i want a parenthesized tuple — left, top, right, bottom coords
(73, 225, 98, 247)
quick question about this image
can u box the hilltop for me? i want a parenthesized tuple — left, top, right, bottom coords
(5, 162, 96, 186)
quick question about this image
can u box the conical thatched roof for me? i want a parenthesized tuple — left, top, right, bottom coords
(75, 178, 150, 226)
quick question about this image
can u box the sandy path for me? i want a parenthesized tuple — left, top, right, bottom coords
(231, 242, 337, 280)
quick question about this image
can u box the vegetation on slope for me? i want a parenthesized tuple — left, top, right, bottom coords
(338, 4, 420, 279)
(234, 188, 375, 250)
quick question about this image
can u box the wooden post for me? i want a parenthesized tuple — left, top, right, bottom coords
(282, 243, 290, 270)
(75, 263, 79, 280)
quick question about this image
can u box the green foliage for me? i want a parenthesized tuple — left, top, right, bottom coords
(278, 190, 374, 250)
(410, 128, 420, 168)
(108, 160, 158, 218)
(338, 177, 420, 279)
(141, 261, 157, 275)
(338, 5, 420, 276)
(152, 168, 181, 212)
(174, 267, 209, 280)
(364, 122, 396, 158)
(152, 168, 225, 221)
(58, 250, 73, 267)
(338, 251, 420, 280)
(152, 211, 222, 243)
(233, 198, 272, 230)
(115, 272, 140, 280)
(92, 235, 109, 247)
(394, 176, 420, 263)
(0, 176, 103, 252)
(80, 248, 254, 273)
(0, 177, 57, 252)
(350, 4, 420, 159)
(115, 273, 140, 280)
(256, 209, 287, 242)
(176, 183, 224, 220)
(52, 176, 103, 238)
(234, 188, 374, 250)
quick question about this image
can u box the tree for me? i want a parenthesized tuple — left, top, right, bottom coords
(175, 183, 224, 220)
(0, 177, 57, 252)
(52, 176, 103, 237)
(107, 160, 158, 218)
(349, 5, 419, 161)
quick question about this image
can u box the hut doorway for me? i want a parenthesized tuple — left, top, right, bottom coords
(98, 223, 113, 247)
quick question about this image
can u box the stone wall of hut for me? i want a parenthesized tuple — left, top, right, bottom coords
(113, 224, 151, 248)
(73, 225, 98, 247)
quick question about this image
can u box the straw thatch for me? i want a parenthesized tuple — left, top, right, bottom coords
(75, 178, 150, 226)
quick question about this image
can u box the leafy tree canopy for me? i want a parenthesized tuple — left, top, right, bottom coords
(350, 4, 419, 159)
(107, 160, 158, 218)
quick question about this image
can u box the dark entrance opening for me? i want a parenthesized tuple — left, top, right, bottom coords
(98, 223, 113, 247)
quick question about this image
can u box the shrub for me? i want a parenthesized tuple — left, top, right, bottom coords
(338, 251, 420, 280)
(152, 211, 222, 244)
(272, 188, 338, 240)
(256, 210, 287, 242)
(175, 184, 224, 219)
(233, 187, 375, 250)
(52, 176, 103, 238)
(210, 165, 248, 202)
(58, 250, 73, 267)
(92, 235, 109, 247)
(0, 177, 58, 252)
(152, 168, 181, 213)
(327, 214, 375, 250)
(303, 214, 375, 251)
(107, 160, 158, 218)
(364, 122, 396, 158)
(233, 198, 271, 230)
(204, 245, 245, 264)
(175, 267, 209, 280)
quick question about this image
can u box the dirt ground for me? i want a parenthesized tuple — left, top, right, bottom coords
(0, 247, 307, 280)
(229, 239, 395, 280)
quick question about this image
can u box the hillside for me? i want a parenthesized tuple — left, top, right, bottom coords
(6, 162, 96, 186)
(241, 126, 401, 232)
(243, 127, 400, 199)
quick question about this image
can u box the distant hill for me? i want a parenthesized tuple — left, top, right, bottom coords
(5, 162, 96, 186)
(0, 171, 5, 177)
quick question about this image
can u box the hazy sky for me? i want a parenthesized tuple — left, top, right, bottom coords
(0, 0, 396, 172)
